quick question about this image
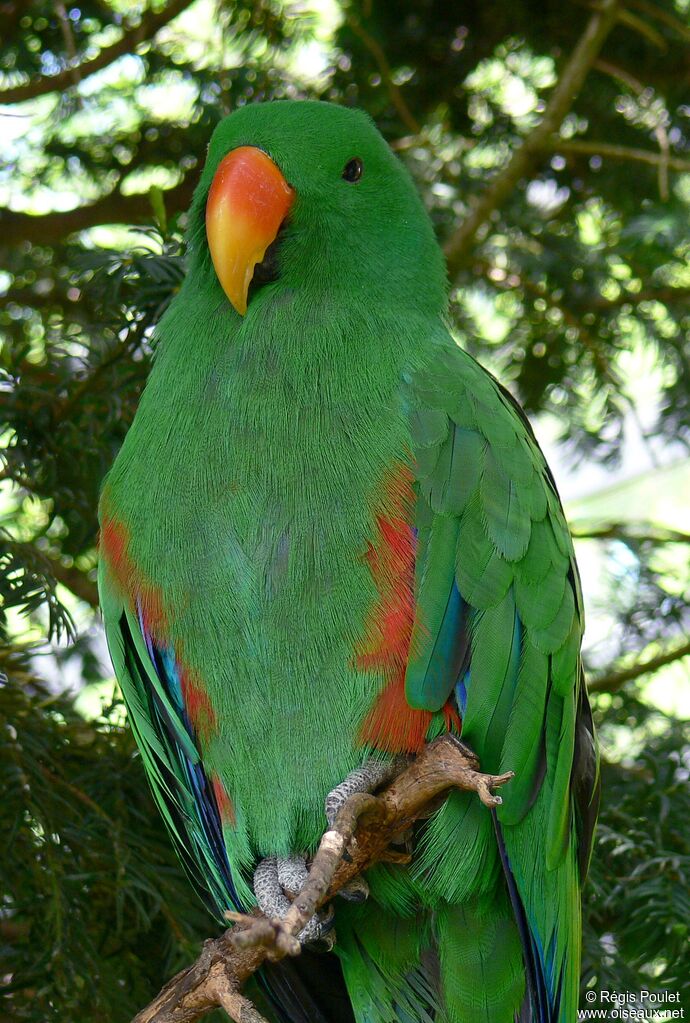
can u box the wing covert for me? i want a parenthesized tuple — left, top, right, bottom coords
(406, 338, 600, 1022)
(407, 339, 597, 863)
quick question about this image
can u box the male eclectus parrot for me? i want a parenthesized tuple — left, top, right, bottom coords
(99, 100, 599, 1023)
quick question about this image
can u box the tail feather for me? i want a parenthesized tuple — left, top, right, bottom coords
(493, 810, 559, 1023)
(436, 892, 525, 1022)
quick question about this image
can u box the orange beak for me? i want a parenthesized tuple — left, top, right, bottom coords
(205, 146, 295, 315)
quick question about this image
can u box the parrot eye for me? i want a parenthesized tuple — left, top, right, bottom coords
(342, 158, 363, 183)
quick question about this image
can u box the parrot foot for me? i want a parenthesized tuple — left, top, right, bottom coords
(325, 756, 409, 827)
(319, 757, 410, 900)
(252, 855, 336, 952)
(278, 854, 368, 904)
(229, 843, 369, 961)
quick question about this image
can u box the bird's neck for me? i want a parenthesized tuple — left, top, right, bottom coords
(148, 287, 434, 435)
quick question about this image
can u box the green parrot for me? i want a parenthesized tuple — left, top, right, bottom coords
(98, 100, 599, 1023)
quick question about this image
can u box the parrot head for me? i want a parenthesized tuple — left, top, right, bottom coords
(185, 100, 446, 322)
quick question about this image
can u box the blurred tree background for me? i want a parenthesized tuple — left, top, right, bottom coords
(1, 0, 689, 1019)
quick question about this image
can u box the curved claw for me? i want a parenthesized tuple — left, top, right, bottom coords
(338, 875, 370, 903)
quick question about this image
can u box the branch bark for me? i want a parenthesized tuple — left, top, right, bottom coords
(443, 0, 621, 276)
(0, 174, 197, 248)
(628, 0, 690, 43)
(545, 137, 690, 174)
(589, 638, 690, 693)
(346, 15, 420, 135)
(0, 0, 194, 105)
(131, 736, 513, 1023)
(571, 523, 690, 545)
(46, 554, 99, 608)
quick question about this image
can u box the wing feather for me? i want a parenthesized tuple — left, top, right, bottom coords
(99, 577, 242, 920)
(406, 338, 599, 1023)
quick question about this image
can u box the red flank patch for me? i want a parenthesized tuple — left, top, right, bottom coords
(358, 462, 456, 753)
(100, 501, 216, 742)
(211, 775, 236, 825)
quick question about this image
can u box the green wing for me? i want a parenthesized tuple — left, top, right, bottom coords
(406, 337, 600, 1022)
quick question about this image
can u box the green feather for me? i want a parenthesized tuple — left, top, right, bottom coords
(546, 688, 577, 869)
(546, 486, 573, 557)
(530, 579, 576, 654)
(514, 566, 566, 630)
(498, 638, 549, 825)
(552, 615, 581, 696)
(406, 514, 461, 711)
(423, 424, 483, 517)
(436, 894, 525, 1023)
(335, 904, 438, 1023)
(522, 468, 549, 520)
(514, 516, 563, 583)
(410, 407, 449, 450)
(456, 496, 513, 610)
(462, 587, 519, 766)
(414, 791, 500, 903)
(411, 407, 449, 481)
(480, 447, 531, 562)
(493, 430, 535, 488)
(473, 397, 519, 450)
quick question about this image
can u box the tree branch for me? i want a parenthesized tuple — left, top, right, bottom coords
(589, 285, 690, 309)
(131, 736, 513, 1023)
(615, 6, 667, 50)
(571, 523, 690, 545)
(471, 255, 616, 383)
(589, 638, 690, 693)
(0, 174, 197, 248)
(46, 553, 99, 608)
(627, 0, 690, 43)
(0, 0, 194, 105)
(476, 252, 690, 313)
(546, 137, 690, 174)
(443, 0, 621, 276)
(345, 15, 420, 135)
(55, 1, 84, 98)
(592, 58, 673, 199)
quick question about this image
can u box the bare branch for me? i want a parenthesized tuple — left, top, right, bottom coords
(628, 0, 690, 43)
(546, 138, 690, 174)
(616, 7, 667, 49)
(131, 932, 267, 1023)
(0, 174, 196, 248)
(571, 523, 690, 545)
(589, 639, 690, 694)
(132, 736, 513, 1023)
(45, 554, 99, 608)
(345, 15, 420, 135)
(54, 1, 84, 98)
(592, 59, 673, 199)
(0, 0, 194, 105)
(443, 0, 621, 276)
